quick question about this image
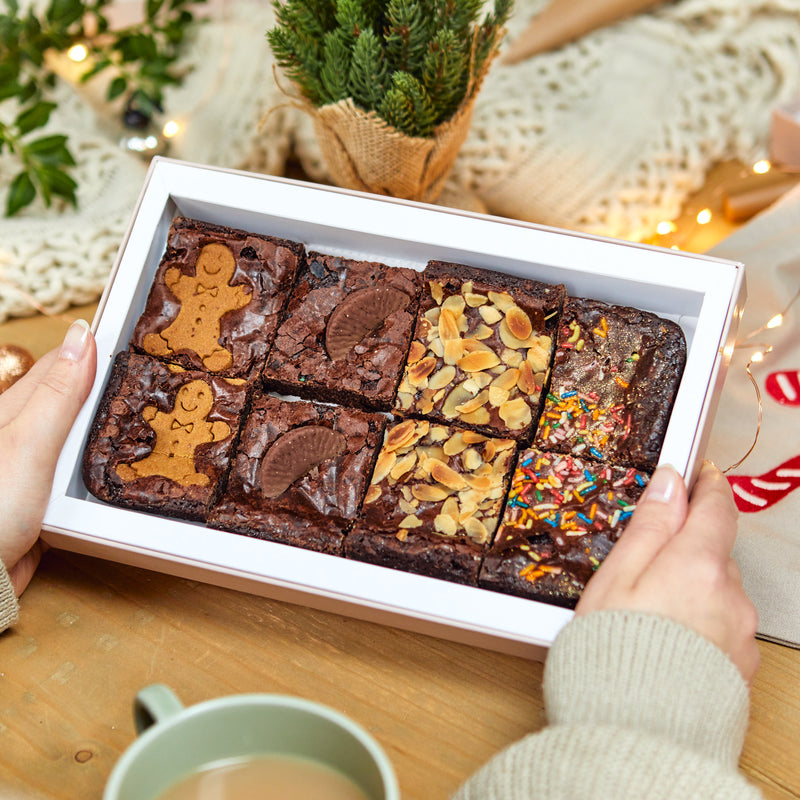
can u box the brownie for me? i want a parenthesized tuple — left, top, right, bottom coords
(478, 448, 649, 608)
(130, 216, 304, 379)
(345, 419, 517, 584)
(82, 352, 249, 522)
(533, 297, 686, 470)
(393, 261, 565, 438)
(208, 395, 386, 555)
(262, 252, 421, 410)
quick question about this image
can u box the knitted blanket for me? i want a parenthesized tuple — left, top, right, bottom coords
(1, 0, 799, 321)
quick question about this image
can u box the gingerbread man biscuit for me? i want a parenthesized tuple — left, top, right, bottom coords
(116, 379, 230, 487)
(143, 243, 251, 371)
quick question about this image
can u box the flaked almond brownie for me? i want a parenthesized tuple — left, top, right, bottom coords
(394, 261, 565, 439)
(208, 394, 386, 555)
(82, 352, 249, 522)
(262, 252, 421, 410)
(534, 297, 686, 470)
(130, 216, 304, 379)
(345, 418, 517, 584)
(478, 448, 649, 607)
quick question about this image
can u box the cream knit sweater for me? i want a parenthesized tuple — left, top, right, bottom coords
(0, 564, 759, 798)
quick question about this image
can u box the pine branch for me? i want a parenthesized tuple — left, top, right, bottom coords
(319, 28, 351, 104)
(378, 71, 436, 137)
(422, 28, 469, 123)
(347, 28, 389, 110)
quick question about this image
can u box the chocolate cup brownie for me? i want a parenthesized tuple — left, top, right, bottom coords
(262, 252, 421, 410)
(478, 448, 649, 608)
(208, 394, 386, 555)
(533, 297, 687, 470)
(393, 261, 565, 439)
(130, 216, 304, 379)
(345, 419, 517, 584)
(82, 352, 249, 522)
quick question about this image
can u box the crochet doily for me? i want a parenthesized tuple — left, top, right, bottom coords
(2, 0, 800, 322)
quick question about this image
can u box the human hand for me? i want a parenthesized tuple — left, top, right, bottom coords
(0, 320, 96, 595)
(576, 461, 760, 684)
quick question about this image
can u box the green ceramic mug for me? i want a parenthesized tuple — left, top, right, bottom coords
(103, 684, 400, 800)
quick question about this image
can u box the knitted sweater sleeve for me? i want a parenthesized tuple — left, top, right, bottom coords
(0, 559, 20, 633)
(454, 610, 761, 800)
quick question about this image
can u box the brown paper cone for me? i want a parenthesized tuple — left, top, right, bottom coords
(502, 0, 667, 64)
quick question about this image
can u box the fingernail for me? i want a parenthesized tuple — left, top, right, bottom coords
(59, 319, 91, 362)
(643, 464, 681, 504)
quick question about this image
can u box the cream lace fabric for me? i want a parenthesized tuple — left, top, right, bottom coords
(1, 0, 800, 321)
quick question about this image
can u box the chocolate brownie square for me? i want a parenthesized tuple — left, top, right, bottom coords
(262, 252, 421, 410)
(130, 216, 304, 379)
(82, 352, 249, 522)
(478, 448, 650, 608)
(208, 395, 386, 555)
(533, 297, 686, 470)
(345, 419, 517, 584)
(393, 261, 564, 439)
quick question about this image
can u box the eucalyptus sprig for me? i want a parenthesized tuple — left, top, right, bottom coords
(267, 0, 513, 138)
(0, 0, 205, 217)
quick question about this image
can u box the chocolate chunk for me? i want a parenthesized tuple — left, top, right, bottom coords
(325, 286, 411, 361)
(0, 344, 35, 393)
(259, 425, 347, 498)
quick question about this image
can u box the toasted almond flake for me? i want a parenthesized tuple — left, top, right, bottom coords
(473, 462, 493, 477)
(472, 323, 494, 340)
(428, 365, 456, 391)
(464, 292, 487, 307)
(441, 384, 473, 418)
(424, 307, 441, 324)
(442, 496, 460, 517)
(371, 450, 396, 484)
(430, 459, 468, 490)
(455, 389, 489, 415)
(427, 425, 449, 442)
(441, 294, 466, 315)
(442, 338, 463, 365)
(506, 305, 533, 340)
(412, 484, 450, 502)
(399, 514, 423, 529)
(494, 438, 516, 452)
(487, 291, 516, 313)
(406, 341, 426, 364)
(408, 356, 437, 387)
(517, 361, 539, 395)
(478, 305, 503, 325)
(499, 318, 532, 350)
(527, 335, 552, 372)
(501, 348, 524, 368)
(434, 514, 458, 536)
(433, 388, 446, 403)
(462, 337, 494, 353)
(488, 385, 510, 407)
(399, 498, 419, 515)
(401, 485, 413, 501)
(499, 396, 532, 430)
(396, 529, 408, 541)
(429, 281, 444, 305)
(462, 430, 488, 444)
(439, 307, 460, 341)
(458, 350, 501, 372)
(482, 439, 496, 460)
(464, 474, 493, 491)
(364, 485, 381, 504)
(390, 451, 418, 480)
(429, 338, 444, 358)
(462, 447, 483, 471)
(418, 397, 434, 414)
(385, 419, 418, 451)
(395, 391, 413, 410)
(443, 431, 468, 456)
(464, 516, 490, 544)
(492, 368, 519, 391)
(460, 407, 491, 425)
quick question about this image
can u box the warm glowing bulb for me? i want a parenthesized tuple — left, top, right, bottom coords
(751, 351, 764, 362)
(752, 159, 771, 174)
(656, 220, 676, 235)
(696, 208, 712, 225)
(767, 314, 783, 329)
(68, 44, 88, 62)
(162, 120, 180, 138)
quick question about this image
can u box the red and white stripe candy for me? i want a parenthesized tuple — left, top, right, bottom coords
(728, 454, 800, 513)
(765, 369, 800, 406)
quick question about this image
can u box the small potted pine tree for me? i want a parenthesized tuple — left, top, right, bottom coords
(267, 0, 512, 202)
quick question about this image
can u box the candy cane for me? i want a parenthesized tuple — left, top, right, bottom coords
(728, 454, 800, 513)
(765, 369, 800, 406)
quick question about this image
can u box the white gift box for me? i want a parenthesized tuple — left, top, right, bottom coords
(43, 158, 745, 660)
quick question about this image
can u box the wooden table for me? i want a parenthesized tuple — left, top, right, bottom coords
(2, 180, 800, 799)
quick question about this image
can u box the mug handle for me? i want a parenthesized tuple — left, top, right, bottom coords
(133, 684, 185, 734)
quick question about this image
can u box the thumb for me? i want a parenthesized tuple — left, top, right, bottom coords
(579, 465, 688, 600)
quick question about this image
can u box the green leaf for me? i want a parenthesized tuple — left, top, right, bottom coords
(14, 101, 56, 135)
(107, 75, 128, 101)
(25, 134, 76, 166)
(5, 171, 36, 217)
(39, 164, 79, 205)
(146, 0, 165, 19)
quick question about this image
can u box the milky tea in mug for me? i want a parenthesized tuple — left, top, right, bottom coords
(154, 753, 370, 800)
